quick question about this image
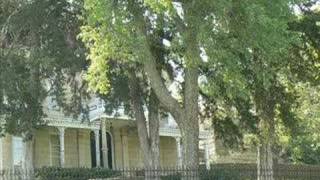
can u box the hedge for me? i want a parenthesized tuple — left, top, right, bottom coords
(35, 167, 120, 180)
(160, 169, 240, 180)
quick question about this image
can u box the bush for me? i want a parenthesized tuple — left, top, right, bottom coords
(159, 169, 240, 180)
(200, 168, 240, 180)
(35, 167, 120, 180)
(161, 173, 181, 180)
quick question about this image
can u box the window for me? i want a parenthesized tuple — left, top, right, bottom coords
(12, 137, 23, 168)
(50, 134, 60, 166)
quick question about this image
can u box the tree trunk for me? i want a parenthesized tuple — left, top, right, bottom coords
(143, 58, 200, 171)
(148, 91, 160, 170)
(180, 66, 200, 180)
(182, 66, 200, 168)
(257, 113, 275, 180)
(257, 141, 274, 180)
(148, 91, 161, 180)
(128, 70, 160, 179)
(254, 85, 277, 180)
(178, 122, 199, 180)
(180, 126, 199, 167)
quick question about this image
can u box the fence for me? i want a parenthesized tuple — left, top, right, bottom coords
(1, 164, 320, 180)
(0, 169, 34, 180)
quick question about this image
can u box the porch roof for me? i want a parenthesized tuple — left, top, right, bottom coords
(44, 112, 211, 140)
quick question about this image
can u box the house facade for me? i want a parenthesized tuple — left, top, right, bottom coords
(0, 98, 212, 170)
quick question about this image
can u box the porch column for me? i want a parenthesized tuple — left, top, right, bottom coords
(94, 130, 101, 167)
(58, 127, 65, 168)
(24, 139, 34, 170)
(175, 137, 182, 167)
(204, 140, 210, 170)
(120, 128, 129, 168)
(22, 137, 34, 180)
(101, 119, 109, 168)
(0, 137, 2, 170)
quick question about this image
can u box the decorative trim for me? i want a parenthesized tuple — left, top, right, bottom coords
(45, 118, 100, 130)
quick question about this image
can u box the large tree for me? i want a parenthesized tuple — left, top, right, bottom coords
(80, 0, 202, 167)
(0, 0, 87, 137)
(80, 0, 305, 171)
(1, 0, 164, 173)
(281, 2, 320, 165)
(204, 1, 320, 179)
(0, 0, 89, 176)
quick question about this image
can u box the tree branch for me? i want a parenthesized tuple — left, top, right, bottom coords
(128, 2, 184, 123)
(144, 57, 184, 123)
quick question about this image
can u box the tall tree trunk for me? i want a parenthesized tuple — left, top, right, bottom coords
(257, 140, 274, 180)
(128, 70, 160, 179)
(181, 66, 199, 168)
(257, 111, 275, 180)
(254, 83, 277, 180)
(148, 91, 160, 169)
(133, 1, 201, 168)
(144, 58, 200, 170)
(180, 122, 199, 168)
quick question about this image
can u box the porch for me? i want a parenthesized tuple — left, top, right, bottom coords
(0, 114, 211, 170)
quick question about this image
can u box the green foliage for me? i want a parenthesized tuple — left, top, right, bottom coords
(80, 0, 148, 94)
(159, 168, 241, 180)
(275, 4, 320, 165)
(202, 0, 300, 92)
(80, 0, 309, 151)
(285, 85, 320, 164)
(200, 169, 240, 180)
(288, 7, 320, 84)
(209, 0, 307, 148)
(35, 167, 120, 180)
(144, 0, 173, 13)
(161, 173, 181, 180)
(0, 0, 88, 137)
(79, 0, 218, 93)
(80, 26, 111, 94)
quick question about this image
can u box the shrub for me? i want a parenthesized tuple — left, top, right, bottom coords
(200, 168, 240, 180)
(159, 169, 240, 180)
(35, 167, 120, 180)
(160, 173, 181, 180)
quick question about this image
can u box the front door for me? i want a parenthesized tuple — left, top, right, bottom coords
(90, 131, 113, 168)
